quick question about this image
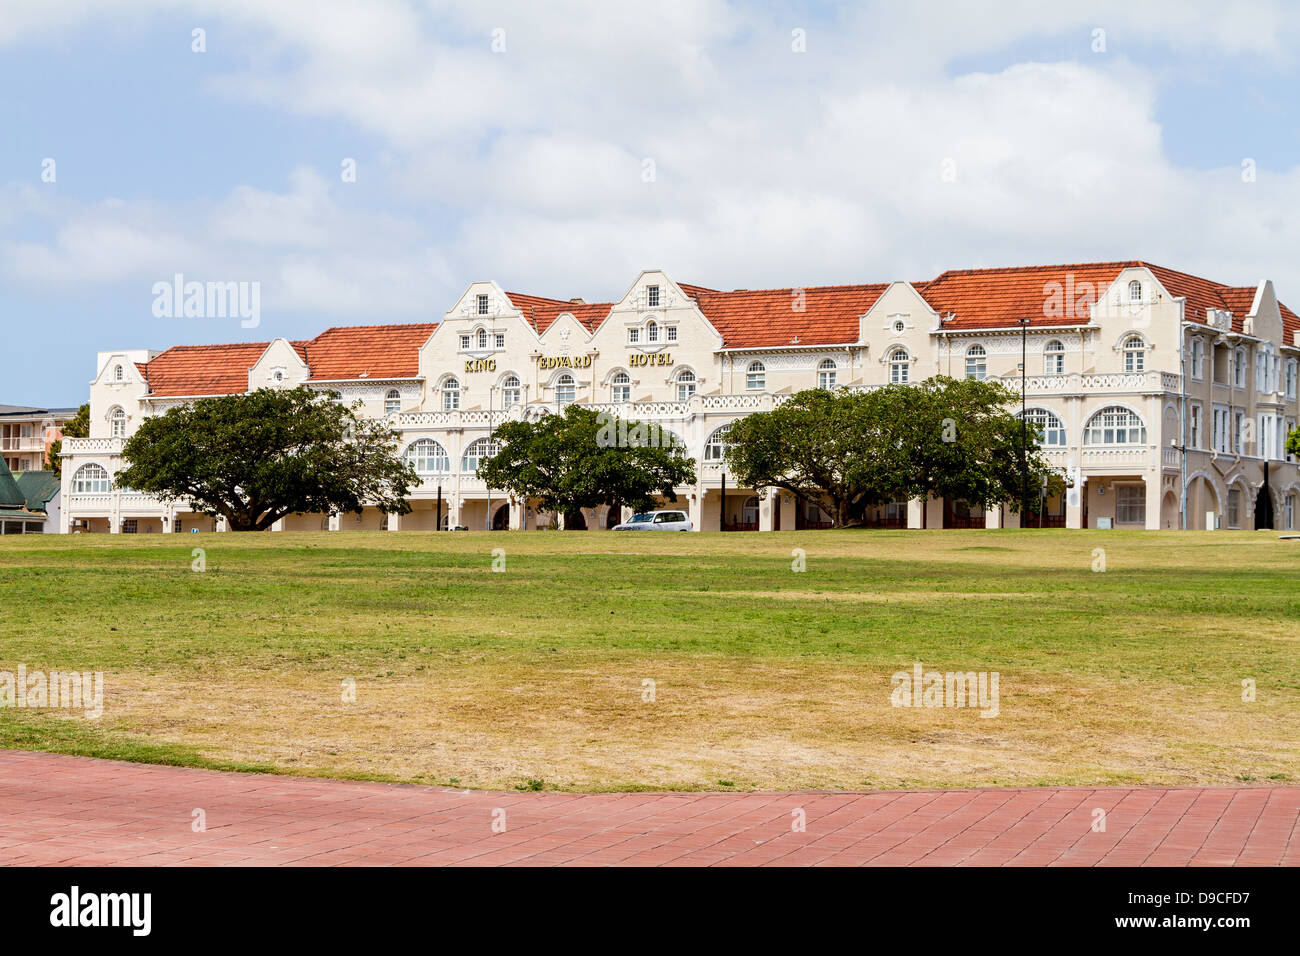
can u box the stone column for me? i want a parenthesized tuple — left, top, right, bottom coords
(1144, 473, 1162, 531)
(758, 490, 774, 532)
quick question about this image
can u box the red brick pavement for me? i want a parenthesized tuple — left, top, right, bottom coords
(1, 750, 1296, 866)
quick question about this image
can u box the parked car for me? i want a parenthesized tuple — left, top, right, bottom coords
(612, 510, 693, 531)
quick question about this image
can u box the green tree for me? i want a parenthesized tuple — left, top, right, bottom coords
(116, 387, 416, 531)
(1288, 425, 1299, 460)
(45, 403, 89, 475)
(477, 405, 697, 526)
(723, 389, 896, 527)
(724, 379, 1064, 527)
(877, 377, 1064, 525)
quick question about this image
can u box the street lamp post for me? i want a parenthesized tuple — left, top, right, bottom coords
(1019, 317, 1030, 524)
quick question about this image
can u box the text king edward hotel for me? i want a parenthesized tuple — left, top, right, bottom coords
(60, 260, 1300, 533)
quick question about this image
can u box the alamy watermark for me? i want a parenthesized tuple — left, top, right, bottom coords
(152, 273, 260, 328)
(890, 662, 999, 718)
(1, 665, 103, 718)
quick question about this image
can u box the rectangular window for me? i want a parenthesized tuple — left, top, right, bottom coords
(173, 518, 182, 533)
(666, 326, 677, 342)
(123, 519, 138, 534)
(1189, 403, 1202, 448)
(1228, 489, 1241, 528)
(1115, 485, 1146, 525)
(477, 294, 489, 315)
(459, 334, 471, 350)
(1287, 361, 1297, 399)
(495, 333, 505, 349)
(628, 328, 639, 344)
(1286, 494, 1296, 531)
(1190, 339, 1204, 380)
(1233, 410, 1244, 454)
(1212, 406, 1229, 453)
(646, 285, 660, 308)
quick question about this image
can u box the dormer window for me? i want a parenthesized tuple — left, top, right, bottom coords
(647, 321, 659, 344)
(1128, 280, 1142, 302)
(477, 294, 489, 316)
(647, 285, 660, 308)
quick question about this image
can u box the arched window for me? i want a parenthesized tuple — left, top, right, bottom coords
(646, 321, 659, 344)
(675, 369, 696, 401)
(403, 438, 449, 474)
(1233, 347, 1246, 388)
(109, 407, 126, 438)
(1084, 406, 1147, 445)
(384, 389, 401, 415)
(1020, 408, 1066, 447)
(817, 358, 837, 389)
(442, 377, 461, 411)
(72, 463, 111, 494)
(888, 348, 910, 384)
(462, 437, 499, 474)
(965, 344, 987, 380)
(1128, 280, 1142, 302)
(113, 364, 123, 382)
(704, 423, 732, 462)
(741, 495, 760, 526)
(1043, 339, 1065, 375)
(555, 373, 576, 407)
(477, 328, 488, 350)
(746, 361, 765, 390)
(1123, 335, 1146, 373)
(502, 375, 521, 409)
(611, 371, 631, 403)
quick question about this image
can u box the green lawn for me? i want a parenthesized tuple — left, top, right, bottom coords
(0, 528, 1296, 791)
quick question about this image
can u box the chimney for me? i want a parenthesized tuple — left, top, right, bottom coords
(569, 297, 585, 304)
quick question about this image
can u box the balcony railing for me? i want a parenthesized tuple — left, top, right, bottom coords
(992, 371, 1181, 393)
(63, 437, 125, 454)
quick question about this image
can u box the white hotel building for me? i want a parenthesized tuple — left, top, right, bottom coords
(61, 261, 1300, 534)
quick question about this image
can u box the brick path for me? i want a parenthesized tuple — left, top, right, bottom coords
(1, 751, 1296, 866)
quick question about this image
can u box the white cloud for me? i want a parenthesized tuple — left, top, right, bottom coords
(3, 0, 1300, 317)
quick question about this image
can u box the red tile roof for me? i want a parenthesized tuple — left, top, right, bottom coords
(918, 261, 1141, 329)
(506, 293, 612, 334)
(137, 263, 1300, 395)
(303, 323, 436, 381)
(142, 342, 270, 397)
(684, 283, 889, 348)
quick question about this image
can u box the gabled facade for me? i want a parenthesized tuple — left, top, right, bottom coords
(60, 260, 1300, 534)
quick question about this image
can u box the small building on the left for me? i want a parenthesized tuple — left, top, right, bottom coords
(0, 458, 61, 533)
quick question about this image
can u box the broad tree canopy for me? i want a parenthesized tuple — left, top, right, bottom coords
(477, 405, 697, 524)
(724, 378, 1064, 527)
(117, 387, 416, 531)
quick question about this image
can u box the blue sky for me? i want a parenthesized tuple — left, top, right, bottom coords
(3, 0, 1299, 406)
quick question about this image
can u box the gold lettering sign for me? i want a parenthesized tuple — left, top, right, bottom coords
(464, 359, 496, 373)
(628, 352, 673, 367)
(537, 355, 593, 371)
